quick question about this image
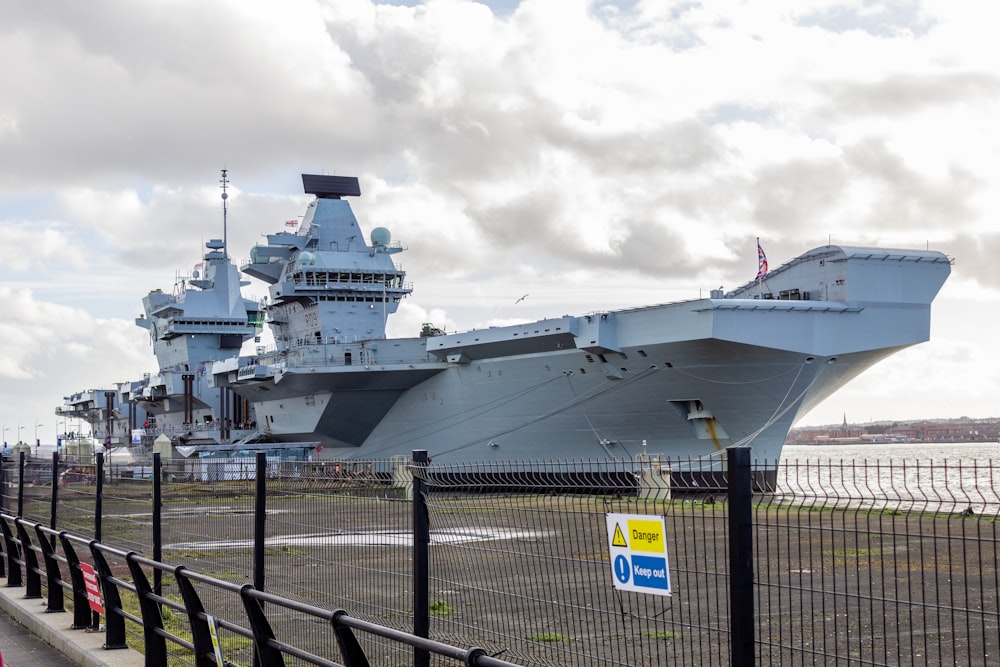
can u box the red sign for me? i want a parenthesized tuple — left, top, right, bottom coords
(79, 562, 104, 614)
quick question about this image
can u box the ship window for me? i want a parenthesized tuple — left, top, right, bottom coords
(620, 353, 629, 359)
(579, 368, 586, 374)
(585, 355, 594, 363)
(597, 354, 607, 363)
(638, 350, 648, 357)
(344, 352, 352, 366)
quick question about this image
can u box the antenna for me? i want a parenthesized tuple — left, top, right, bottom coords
(220, 168, 229, 259)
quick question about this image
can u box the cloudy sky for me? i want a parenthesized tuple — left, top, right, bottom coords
(1, 0, 997, 445)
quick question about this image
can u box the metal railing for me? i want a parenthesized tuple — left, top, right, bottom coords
(0, 451, 525, 667)
(3, 447, 999, 666)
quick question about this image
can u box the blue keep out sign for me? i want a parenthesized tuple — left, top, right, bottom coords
(605, 512, 672, 596)
(614, 554, 630, 584)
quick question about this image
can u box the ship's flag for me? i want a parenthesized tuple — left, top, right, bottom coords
(756, 239, 768, 279)
(285, 219, 298, 227)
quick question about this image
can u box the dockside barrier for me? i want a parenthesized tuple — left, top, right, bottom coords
(1, 509, 525, 667)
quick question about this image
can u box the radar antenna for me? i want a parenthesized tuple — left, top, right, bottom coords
(220, 168, 229, 260)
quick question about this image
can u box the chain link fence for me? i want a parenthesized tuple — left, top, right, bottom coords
(3, 449, 998, 666)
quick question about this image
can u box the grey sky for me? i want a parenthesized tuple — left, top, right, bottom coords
(1, 0, 996, 442)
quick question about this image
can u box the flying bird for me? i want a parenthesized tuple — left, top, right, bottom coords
(515, 294, 529, 304)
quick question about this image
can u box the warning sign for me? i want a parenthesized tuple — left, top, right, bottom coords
(207, 614, 225, 666)
(79, 562, 104, 614)
(611, 523, 628, 548)
(605, 513, 671, 596)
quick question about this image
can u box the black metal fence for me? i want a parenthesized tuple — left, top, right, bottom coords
(2, 448, 999, 666)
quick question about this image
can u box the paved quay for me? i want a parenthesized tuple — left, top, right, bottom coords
(0, 576, 142, 667)
(0, 605, 76, 667)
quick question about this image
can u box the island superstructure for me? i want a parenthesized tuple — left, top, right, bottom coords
(57, 171, 264, 449)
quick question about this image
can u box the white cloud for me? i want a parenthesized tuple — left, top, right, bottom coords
(1, 0, 997, 440)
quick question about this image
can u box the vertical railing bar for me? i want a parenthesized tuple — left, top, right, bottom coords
(17, 451, 25, 518)
(59, 533, 95, 629)
(254, 451, 267, 667)
(49, 451, 59, 549)
(331, 609, 372, 667)
(0, 515, 21, 587)
(240, 583, 286, 667)
(728, 446, 754, 667)
(0, 458, 5, 579)
(412, 449, 430, 667)
(174, 565, 218, 667)
(15, 518, 42, 599)
(93, 452, 104, 630)
(152, 452, 162, 600)
(34, 523, 64, 612)
(89, 544, 129, 650)
(126, 552, 168, 667)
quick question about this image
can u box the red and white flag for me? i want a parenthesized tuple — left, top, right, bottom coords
(756, 240, 768, 279)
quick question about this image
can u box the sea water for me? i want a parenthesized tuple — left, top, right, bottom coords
(775, 442, 1000, 512)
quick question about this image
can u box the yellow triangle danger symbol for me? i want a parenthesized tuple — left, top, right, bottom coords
(612, 523, 628, 548)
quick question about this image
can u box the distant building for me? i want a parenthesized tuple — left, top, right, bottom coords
(786, 417, 1000, 444)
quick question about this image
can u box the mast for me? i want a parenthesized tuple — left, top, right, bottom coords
(220, 168, 229, 260)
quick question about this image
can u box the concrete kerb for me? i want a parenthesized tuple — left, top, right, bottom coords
(0, 576, 144, 667)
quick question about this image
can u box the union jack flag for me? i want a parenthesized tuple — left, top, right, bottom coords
(756, 240, 768, 279)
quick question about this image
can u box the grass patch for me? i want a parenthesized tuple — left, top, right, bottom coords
(429, 599, 455, 616)
(530, 632, 569, 642)
(645, 630, 682, 639)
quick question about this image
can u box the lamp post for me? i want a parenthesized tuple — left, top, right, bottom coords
(2, 426, 8, 452)
(34, 422, 44, 452)
(18, 424, 24, 445)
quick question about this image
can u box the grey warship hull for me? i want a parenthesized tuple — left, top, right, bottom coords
(212, 174, 951, 468)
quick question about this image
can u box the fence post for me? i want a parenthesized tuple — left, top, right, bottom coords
(152, 452, 162, 598)
(254, 452, 267, 667)
(412, 449, 430, 667)
(255, 452, 266, 595)
(0, 458, 5, 579)
(728, 446, 755, 667)
(93, 452, 104, 629)
(95, 452, 104, 543)
(49, 451, 60, 549)
(17, 451, 25, 518)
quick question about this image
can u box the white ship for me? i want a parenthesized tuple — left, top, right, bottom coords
(211, 174, 952, 468)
